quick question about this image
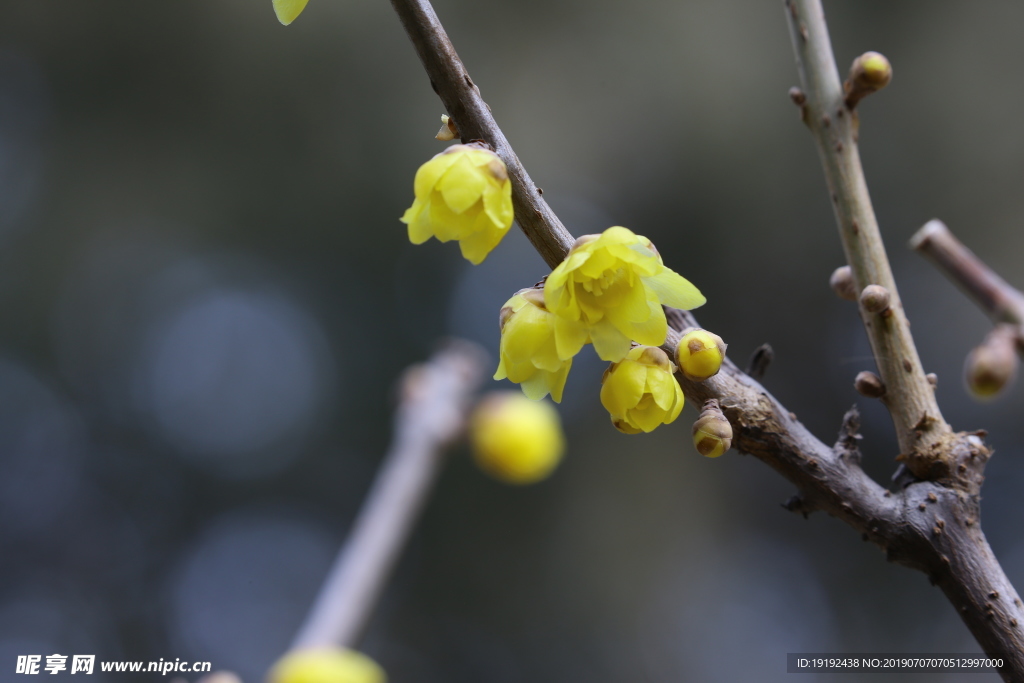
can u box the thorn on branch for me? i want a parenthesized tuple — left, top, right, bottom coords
(745, 343, 774, 380)
(843, 51, 893, 110)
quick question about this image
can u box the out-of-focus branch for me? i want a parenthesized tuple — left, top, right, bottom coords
(389, 0, 1024, 675)
(291, 340, 487, 649)
(911, 219, 1024, 329)
(784, 0, 952, 479)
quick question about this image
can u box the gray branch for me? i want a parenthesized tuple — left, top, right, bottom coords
(389, 0, 1024, 677)
(291, 340, 487, 649)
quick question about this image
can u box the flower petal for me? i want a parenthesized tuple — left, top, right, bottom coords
(590, 319, 632, 361)
(645, 269, 706, 310)
(438, 155, 486, 214)
(600, 360, 646, 415)
(273, 0, 310, 25)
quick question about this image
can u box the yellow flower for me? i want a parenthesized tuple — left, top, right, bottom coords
(470, 392, 565, 484)
(400, 144, 514, 265)
(273, 0, 309, 25)
(267, 648, 385, 683)
(600, 346, 685, 434)
(494, 288, 572, 403)
(544, 227, 705, 362)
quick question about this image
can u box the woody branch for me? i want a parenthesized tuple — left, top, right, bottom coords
(390, 0, 1024, 677)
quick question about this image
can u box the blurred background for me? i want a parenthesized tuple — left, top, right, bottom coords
(0, 0, 1023, 680)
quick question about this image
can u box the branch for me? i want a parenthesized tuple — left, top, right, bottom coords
(784, 0, 952, 479)
(389, 0, 574, 269)
(291, 340, 487, 649)
(911, 219, 1024, 328)
(390, 0, 1024, 676)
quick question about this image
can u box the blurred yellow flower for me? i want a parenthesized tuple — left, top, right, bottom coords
(267, 648, 385, 683)
(494, 289, 572, 403)
(600, 346, 684, 434)
(544, 227, 705, 362)
(401, 144, 514, 265)
(273, 0, 310, 25)
(470, 392, 565, 484)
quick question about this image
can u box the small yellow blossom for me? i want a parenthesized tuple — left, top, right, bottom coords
(470, 392, 565, 484)
(675, 328, 726, 382)
(600, 346, 685, 434)
(494, 288, 572, 403)
(400, 144, 514, 265)
(267, 648, 385, 683)
(545, 227, 705, 362)
(273, 0, 310, 25)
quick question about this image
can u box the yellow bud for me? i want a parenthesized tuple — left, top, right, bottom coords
(273, 0, 310, 25)
(965, 325, 1019, 400)
(675, 329, 726, 382)
(844, 51, 893, 109)
(470, 392, 565, 484)
(692, 399, 732, 458)
(401, 144, 514, 265)
(267, 648, 385, 683)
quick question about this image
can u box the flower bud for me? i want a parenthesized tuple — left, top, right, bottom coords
(675, 328, 726, 382)
(965, 325, 1019, 400)
(692, 399, 732, 458)
(860, 284, 890, 313)
(273, 0, 310, 25)
(844, 51, 892, 109)
(854, 370, 885, 398)
(829, 265, 857, 302)
(267, 648, 386, 683)
(435, 114, 459, 141)
(470, 392, 565, 484)
(401, 144, 514, 265)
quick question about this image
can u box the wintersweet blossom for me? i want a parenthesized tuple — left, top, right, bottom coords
(400, 144, 514, 265)
(470, 392, 565, 484)
(544, 227, 705, 362)
(600, 345, 685, 434)
(273, 0, 309, 25)
(267, 648, 386, 683)
(494, 288, 572, 403)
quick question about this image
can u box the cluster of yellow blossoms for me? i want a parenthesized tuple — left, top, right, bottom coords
(399, 142, 726, 438)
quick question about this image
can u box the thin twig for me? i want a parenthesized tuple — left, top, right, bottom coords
(784, 0, 951, 478)
(291, 340, 487, 649)
(911, 219, 1024, 329)
(389, 0, 1024, 676)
